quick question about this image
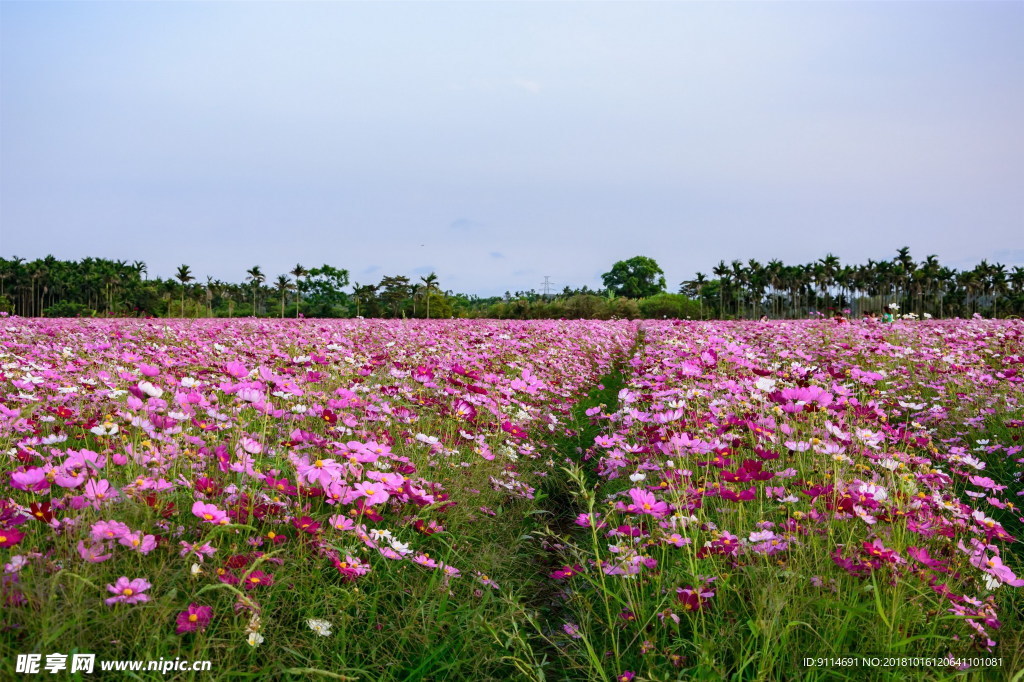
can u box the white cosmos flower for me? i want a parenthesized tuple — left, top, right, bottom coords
(138, 381, 164, 398)
(246, 632, 264, 647)
(307, 618, 333, 636)
(90, 422, 119, 436)
(628, 472, 646, 483)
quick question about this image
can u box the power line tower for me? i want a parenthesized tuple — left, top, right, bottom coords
(541, 276, 554, 299)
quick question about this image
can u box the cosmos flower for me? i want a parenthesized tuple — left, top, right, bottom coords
(104, 577, 151, 605)
(191, 501, 229, 525)
(176, 603, 213, 634)
(307, 618, 333, 636)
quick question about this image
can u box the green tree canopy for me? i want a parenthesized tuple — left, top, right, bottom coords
(601, 256, 666, 299)
(300, 265, 350, 313)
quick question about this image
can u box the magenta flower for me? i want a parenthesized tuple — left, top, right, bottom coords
(243, 570, 274, 590)
(291, 516, 321, 535)
(332, 555, 370, 581)
(175, 603, 213, 634)
(0, 528, 25, 548)
(105, 577, 151, 605)
(550, 564, 584, 580)
(676, 585, 715, 612)
(621, 487, 669, 518)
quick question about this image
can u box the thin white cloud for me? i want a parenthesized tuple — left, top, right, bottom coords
(513, 78, 541, 94)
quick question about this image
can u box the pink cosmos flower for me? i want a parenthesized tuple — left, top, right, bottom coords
(224, 361, 249, 379)
(475, 572, 499, 589)
(192, 501, 229, 525)
(179, 541, 217, 562)
(621, 487, 670, 518)
(89, 520, 130, 540)
(84, 478, 118, 509)
(105, 577, 151, 605)
(332, 555, 370, 581)
(176, 603, 213, 634)
(77, 539, 113, 563)
(353, 480, 390, 506)
(296, 457, 343, 487)
(971, 553, 1024, 586)
(328, 514, 355, 532)
(118, 531, 158, 554)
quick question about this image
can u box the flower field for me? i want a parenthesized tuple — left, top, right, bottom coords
(0, 318, 1022, 680)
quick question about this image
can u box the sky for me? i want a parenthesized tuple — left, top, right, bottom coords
(1, 1, 1022, 297)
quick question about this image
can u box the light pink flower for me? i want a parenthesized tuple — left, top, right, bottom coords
(105, 577, 151, 605)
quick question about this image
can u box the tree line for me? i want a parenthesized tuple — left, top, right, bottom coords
(0, 248, 1021, 319)
(679, 248, 1024, 319)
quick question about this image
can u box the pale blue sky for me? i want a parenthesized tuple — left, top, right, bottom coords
(1, 1, 1021, 295)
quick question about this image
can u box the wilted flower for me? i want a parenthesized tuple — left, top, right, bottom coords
(307, 618, 333, 636)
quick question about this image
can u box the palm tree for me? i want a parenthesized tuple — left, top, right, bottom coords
(712, 261, 730, 319)
(894, 246, 914, 311)
(745, 259, 765, 317)
(817, 254, 840, 312)
(418, 272, 440, 319)
(246, 266, 265, 315)
(274, 275, 292, 318)
(920, 255, 940, 316)
(289, 264, 307, 318)
(680, 272, 707, 319)
(175, 265, 194, 317)
(990, 262, 1007, 318)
